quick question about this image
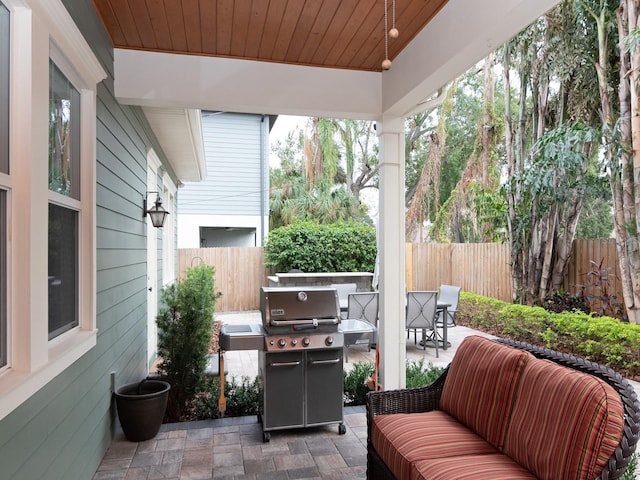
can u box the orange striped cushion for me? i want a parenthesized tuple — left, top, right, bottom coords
(372, 411, 497, 480)
(440, 336, 531, 449)
(411, 454, 537, 480)
(503, 358, 625, 480)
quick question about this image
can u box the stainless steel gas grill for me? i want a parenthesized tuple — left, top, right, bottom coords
(258, 286, 346, 442)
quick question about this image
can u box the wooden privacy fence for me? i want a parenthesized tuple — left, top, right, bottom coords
(565, 238, 622, 302)
(405, 243, 514, 300)
(178, 248, 270, 312)
(178, 239, 622, 312)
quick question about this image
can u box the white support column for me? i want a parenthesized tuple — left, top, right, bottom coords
(376, 116, 406, 390)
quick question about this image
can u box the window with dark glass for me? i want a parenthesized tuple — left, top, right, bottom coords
(48, 204, 78, 339)
(0, 191, 6, 367)
(48, 59, 80, 339)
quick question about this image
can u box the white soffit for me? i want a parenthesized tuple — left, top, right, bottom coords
(115, 51, 382, 120)
(143, 107, 206, 182)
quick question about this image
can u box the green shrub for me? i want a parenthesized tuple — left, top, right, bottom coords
(223, 376, 261, 417)
(343, 361, 375, 406)
(547, 311, 640, 373)
(156, 264, 219, 421)
(539, 289, 589, 315)
(621, 453, 639, 480)
(193, 374, 261, 420)
(406, 359, 444, 389)
(192, 375, 221, 420)
(456, 292, 508, 334)
(264, 220, 376, 272)
(497, 304, 550, 344)
(343, 360, 444, 406)
(457, 291, 640, 379)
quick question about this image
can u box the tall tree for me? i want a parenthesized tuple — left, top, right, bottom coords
(588, 0, 640, 322)
(502, 1, 605, 304)
(269, 118, 376, 228)
(405, 86, 456, 242)
(434, 54, 502, 243)
(333, 119, 378, 206)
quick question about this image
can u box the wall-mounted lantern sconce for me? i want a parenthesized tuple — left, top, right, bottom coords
(143, 191, 169, 228)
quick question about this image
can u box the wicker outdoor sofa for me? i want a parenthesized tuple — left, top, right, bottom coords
(366, 336, 640, 480)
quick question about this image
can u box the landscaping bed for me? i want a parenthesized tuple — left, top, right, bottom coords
(456, 292, 640, 381)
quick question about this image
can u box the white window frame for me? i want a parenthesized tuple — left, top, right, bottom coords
(162, 172, 177, 286)
(0, 2, 11, 372)
(0, 0, 106, 421)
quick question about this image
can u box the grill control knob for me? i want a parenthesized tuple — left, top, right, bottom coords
(325, 336, 334, 346)
(291, 338, 298, 346)
(278, 338, 287, 349)
(302, 337, 311, 347)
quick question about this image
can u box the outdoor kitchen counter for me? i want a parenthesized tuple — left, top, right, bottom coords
(267, 272, 374, 292)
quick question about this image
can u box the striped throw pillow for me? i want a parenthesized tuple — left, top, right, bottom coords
(439, 336, 531, 449)
(502, 358, 625, 480)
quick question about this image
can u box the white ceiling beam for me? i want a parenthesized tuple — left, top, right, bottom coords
(115, 51, 383, 120)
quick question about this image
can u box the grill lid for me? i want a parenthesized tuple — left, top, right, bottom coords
(261, 287, 340, 327)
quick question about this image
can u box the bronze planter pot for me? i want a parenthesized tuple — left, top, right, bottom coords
(115, 379, 170, 442)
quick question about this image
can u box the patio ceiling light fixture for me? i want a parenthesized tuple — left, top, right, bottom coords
(143, 191, 169, 228)
(382, 0, 399, 71)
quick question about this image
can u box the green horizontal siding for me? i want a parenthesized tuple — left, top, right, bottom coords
(0, 0, 174, 478)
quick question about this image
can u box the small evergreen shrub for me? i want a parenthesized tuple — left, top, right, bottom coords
(156, 264, 219, 421)
(456, 293, 508, 335)
(498, 304, 550, 344)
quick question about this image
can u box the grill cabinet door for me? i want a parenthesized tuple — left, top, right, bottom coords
(305, 348, 344, 426)
(263, 351, 304, 429)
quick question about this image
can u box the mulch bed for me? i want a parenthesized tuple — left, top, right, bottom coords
(209, 320, 221, 354)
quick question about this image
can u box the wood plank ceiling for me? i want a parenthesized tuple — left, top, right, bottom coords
(91, 0, 449, 72)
